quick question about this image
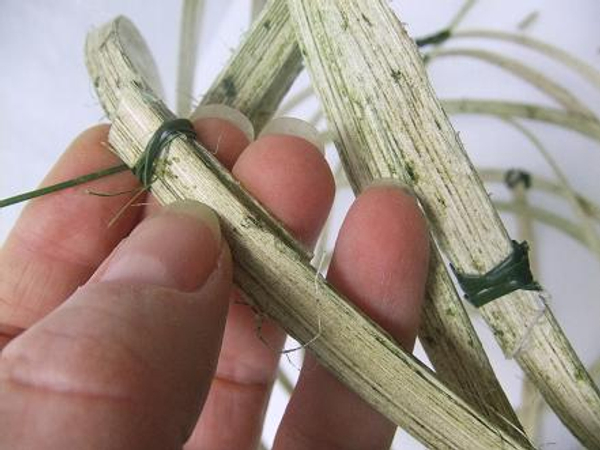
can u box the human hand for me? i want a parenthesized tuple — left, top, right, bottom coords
(0, 111, 429, 449)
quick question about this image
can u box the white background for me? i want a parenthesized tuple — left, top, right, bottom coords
(1, 1, 600, 448)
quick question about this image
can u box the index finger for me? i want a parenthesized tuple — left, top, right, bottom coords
(0, 125, 141, 346)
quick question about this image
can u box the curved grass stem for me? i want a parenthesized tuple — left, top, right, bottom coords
(288, 2, 600, 446)
(448, 0, 478, 30)
(443, 99, 600, 141)
(494, 201, 585, 245)
(430, 48, 593, 116)
(501, 118, 600, 263)
(452, 29, 600, 93)
(176, 0, 205, 117)
(0, 164, 129, 209)
(509, 181, 545, 442)
(480, 168, 600, 224)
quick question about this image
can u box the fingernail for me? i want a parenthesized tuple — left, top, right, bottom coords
(259, 117, 324, 154)
(367, 178, 415, 197)
(191, 104, 255, 142)
(98, 200, 222, 292)
(166, 199, 221, 243)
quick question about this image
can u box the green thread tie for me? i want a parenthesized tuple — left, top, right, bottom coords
(451, 240, 541, 308)
(0, 164, 129, 208)
(415, 29, 452, 47)
(505, 169, 532, 190)
(0, 118, 197, 209)
(134, 118, 197, 187)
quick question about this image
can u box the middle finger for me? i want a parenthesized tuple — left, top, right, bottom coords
(185, 119, 335, 450)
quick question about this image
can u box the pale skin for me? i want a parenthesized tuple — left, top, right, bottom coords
(0, 116, 430, 449)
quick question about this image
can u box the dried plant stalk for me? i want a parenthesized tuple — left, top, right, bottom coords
(443, 99, 600, 140)
(200, 1, 519, 431)
(480, 169, 600, 224)
(85, 16, 533, 450)
(192, 0, 302, 131)
(417, 250, 522, 432)
(453, 29, 600, 93)
(431, 48, 593, 116)
(503, 119, 600, 261)
(495, 201, 585, 243)
(287, 1, 600, 447)
(251, 0, 268, 22)
(175, 0, 204, 116)
(511, 182, 545, 442)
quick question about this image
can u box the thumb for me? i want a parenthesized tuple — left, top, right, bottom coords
(0, 200, 232, 450)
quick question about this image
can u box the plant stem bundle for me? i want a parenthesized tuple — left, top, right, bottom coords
(286, 1, 600, 447)
(85, 16, 533, 450)
(82, 0, 600, 447)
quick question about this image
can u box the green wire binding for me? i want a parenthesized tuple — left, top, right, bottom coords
(451, 240, 541, 308)
(0, 164, 129, 208)
(505, 169, 532, 190)
(133, 118, 197, 187)
(415, 29, 452, 47)
(0, 118, 197, 209)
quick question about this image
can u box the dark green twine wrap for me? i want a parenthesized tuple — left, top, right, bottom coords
(451, 240, 541, 308)
(504, 169, 532, 190)
(0, 118, 197, 209)
(134, 118, 197, 187)
(415, 29, 452, 47)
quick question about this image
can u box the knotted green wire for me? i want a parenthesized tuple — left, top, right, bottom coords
(0, 118, 197, 209)
(451, 240, 541, 308)
(133, 118, 197, 187)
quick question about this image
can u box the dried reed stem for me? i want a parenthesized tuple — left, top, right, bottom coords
(453, 29, 600, 93)
(192, 0, 302, 132)
(443, 99, 600, 141)
(480, 169, 600, 225)
(200, 0, 519, 432)
(431, 49, 593, 115)
(286, 1, 600, 447)
(176, 0, 204, 116)
(511, 182, 545, 442)
(85, 16, 533, 450)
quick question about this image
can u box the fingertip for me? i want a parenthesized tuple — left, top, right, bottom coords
(273, 183, 430, 449)
(72, 123, 110, 145)
(92, 200, 223, 293)
(259, 117, 324, 154)
(328, 182, 429, 348)
(0, 239, 234, 449)
(0, 123, 141, 331)
(232, 133, 335, 247)
(62, 124, 117, 169)
(363, 180, 429, 252)
(191, 104, 254, 141)
(165, 200, 222, 245)
(192, 113, 252, 170)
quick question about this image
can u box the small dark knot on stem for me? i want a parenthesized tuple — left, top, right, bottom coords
(415, 29, 452, 48)
(451, 240, 541, 308)
(134, 118, 197, 187)
(504, 169, 532, 190)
